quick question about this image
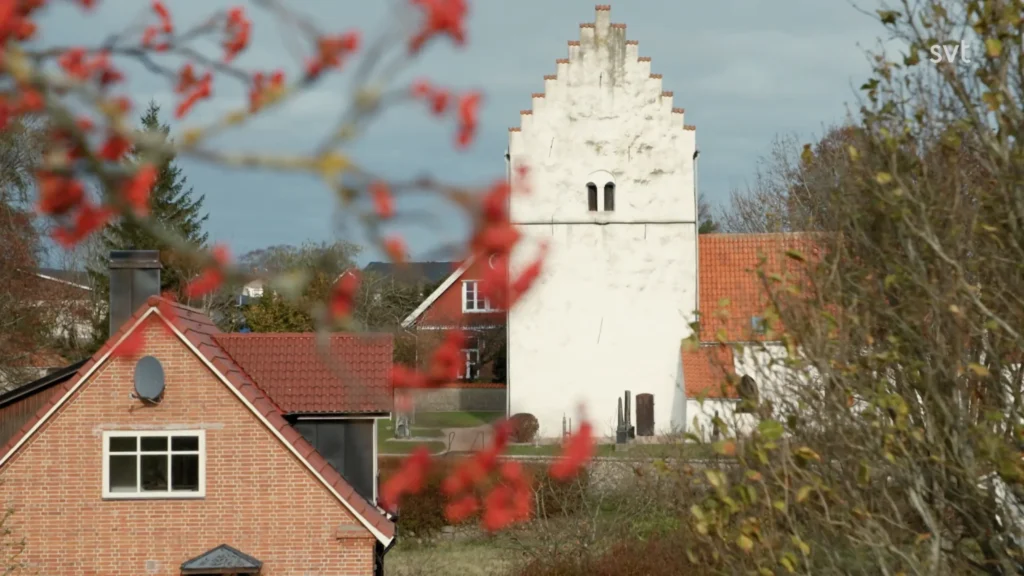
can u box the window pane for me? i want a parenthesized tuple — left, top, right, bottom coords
(140, 436, 168, 452)
(170, 454, 200, 491)
(109, 455, 137, 492)
(140, 455, 168, 491)
(109, 437, 136, 452)
(171, 436, 199, 451)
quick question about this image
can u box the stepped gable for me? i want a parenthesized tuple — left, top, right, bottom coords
(509, 4, 694, 135)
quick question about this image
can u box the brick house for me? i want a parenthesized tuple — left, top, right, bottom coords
(0, 251, 397, 576)
(399, 255, 508, 415)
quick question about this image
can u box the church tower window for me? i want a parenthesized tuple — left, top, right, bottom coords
(587, 183, 598, 211)
(603, 183, 615, 211)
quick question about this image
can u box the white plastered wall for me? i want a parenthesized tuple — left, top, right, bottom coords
(507, 6, 698, 439)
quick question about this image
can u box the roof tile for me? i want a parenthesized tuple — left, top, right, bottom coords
(213, 333, 394, 414)
(681, 344, 736, 399)
(698, 233, 819, 342)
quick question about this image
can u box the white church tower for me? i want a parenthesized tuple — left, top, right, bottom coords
(507, 5, 699, 438)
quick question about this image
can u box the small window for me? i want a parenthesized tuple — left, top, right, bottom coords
(459, 349, 480, 380)
(604, 183, 615, 211)
(587, 183, 598, 211)
(751, 316, 766, 334)
(103, 431, 205, 498)
(462, 281, 496, 313)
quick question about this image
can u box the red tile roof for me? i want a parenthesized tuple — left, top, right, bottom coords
(697, 233, 819, 342)
(0, 297, 394, 543)
(681, 344, 737, 399)
(214, 333, 393, 415)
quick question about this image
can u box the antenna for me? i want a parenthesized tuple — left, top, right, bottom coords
(133, 356, 166, 404)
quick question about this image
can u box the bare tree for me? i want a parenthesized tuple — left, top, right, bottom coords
(720, 125, 861, 234)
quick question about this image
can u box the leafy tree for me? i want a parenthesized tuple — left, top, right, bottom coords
(238, 241, 359, 278)
(86, 102, 209, 346)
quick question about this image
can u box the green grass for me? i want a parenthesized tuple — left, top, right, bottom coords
(501, 442, 721, 459)
(412, 411, 505, 428)
(378, 439, 448, 455)
(386, 535, 519, 576)
(379, 419, 446, 439)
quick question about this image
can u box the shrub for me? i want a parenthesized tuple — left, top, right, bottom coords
(379, 456, 590, 536)
(508, 413, 539, 443)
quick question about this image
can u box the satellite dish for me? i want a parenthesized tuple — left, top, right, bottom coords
(133, 356, 166, 403)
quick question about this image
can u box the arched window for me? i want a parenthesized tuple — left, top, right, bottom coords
(587, 183, 598, 211)
(603, 182, 615, 211)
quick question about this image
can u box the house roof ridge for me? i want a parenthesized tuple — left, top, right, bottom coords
(214, 332, 394, 340)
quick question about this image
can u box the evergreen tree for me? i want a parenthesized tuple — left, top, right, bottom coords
(86, 101, 209, 347)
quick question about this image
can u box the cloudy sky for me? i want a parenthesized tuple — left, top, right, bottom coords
(37, 0, 886, 264)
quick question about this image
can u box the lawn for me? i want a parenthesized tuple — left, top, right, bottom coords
(502, 442, 720, 459)
(379, 418, 446, 439)
(386, 535, 520, 576)
(412, 411, 505, 428)
(378, 418, 449, 455)
(378, 439, 448, 455)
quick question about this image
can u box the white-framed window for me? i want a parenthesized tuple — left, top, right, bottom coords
(459, 349, 480, 380)
(462, 281, 495, 313)
(102, 430, 206, 499)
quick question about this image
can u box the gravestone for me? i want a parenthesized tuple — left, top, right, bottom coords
(636, 393, 654, 437)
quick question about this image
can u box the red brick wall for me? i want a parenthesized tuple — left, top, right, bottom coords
(419, 257, 505, 328)
(0, 318, 376, 576)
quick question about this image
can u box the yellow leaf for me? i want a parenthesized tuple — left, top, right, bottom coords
(181, 129, 204, 148)
(737, 534, 754, 552)
(796, 485, 812, 503)
(985, 38, 1002, 57)
(968, 363, 991, 377)
(795, 446, 821, 462)
(316, 153, 351, 181)
(847, 145, 859, 160)
(224, 110, 247, 126)
(800, 143, 813, 164)
(780, 556, 796, 573)
(875, 172, 893, 184)
(791, 535, 811, 556)
(785, 249, 806, 262)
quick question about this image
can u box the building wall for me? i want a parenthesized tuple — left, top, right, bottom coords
(0, 319, 375, 576)
(507, 7, 698, 438)
(409, 384, 507, 413)
(418, 258, 504, 328)
(684, 344, 796, 438)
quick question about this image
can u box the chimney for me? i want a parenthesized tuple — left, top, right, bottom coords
(108, 250, 162, 336)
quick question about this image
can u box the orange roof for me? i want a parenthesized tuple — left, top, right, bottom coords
(680, 344, 736, 399)
(0, 297, 394, 542)
(214, 333, 393, 415)
(698, 233, 819, 342)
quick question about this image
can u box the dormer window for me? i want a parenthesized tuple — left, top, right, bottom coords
(587, 183, 598, 211)
(603, 183, 615, 211)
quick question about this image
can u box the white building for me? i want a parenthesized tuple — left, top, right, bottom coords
(506, 5, 812, 439)
(506, 5, 698, 439)
(405, 5, 811, 440)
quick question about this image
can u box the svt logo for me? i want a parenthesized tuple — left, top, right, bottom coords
(929, 41, 972, 64)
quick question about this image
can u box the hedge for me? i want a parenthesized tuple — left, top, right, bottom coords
(379, 456, 590, 538)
